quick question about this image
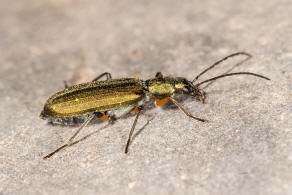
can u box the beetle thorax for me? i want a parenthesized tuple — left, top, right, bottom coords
(145, 77, 187, 98)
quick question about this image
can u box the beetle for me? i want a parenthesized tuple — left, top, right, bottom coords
(40, 52, 270, 159)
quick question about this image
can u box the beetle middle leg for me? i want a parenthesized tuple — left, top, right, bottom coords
(125, 106, 143, 154)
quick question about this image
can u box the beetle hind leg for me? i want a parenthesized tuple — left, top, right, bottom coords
(155, 72, 163, 78)
(63, 72, 113, 89)
(92, 72, 112, 81)
(94, 112, 110, 121)
(43, 114, 95, 159)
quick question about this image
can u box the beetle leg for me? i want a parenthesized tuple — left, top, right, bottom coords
(154, 97, 169, 107)
(92, 72, 112, 81)
(63, 80, 69, 88)
(155, 72, 163, 78)
(63, 72, 112, 88)
(94, 112, 110, 121)
(43, 114, 95, 159)
(169, 97, 208, 122)
(125, 106, 143, 154)
(131, 106, 140, 114)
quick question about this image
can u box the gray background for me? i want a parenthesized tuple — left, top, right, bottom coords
(0, 0, 291, 194)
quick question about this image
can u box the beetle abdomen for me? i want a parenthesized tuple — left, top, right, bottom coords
(45, 115, 89, 125)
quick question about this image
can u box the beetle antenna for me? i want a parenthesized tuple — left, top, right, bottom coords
(192, 52, 252, 83)
(194, 72, 270, 87)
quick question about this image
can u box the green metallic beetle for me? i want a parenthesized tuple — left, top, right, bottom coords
(40, 52, 270, 159)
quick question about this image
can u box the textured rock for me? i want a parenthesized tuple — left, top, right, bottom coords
(0, 0, 291, 194)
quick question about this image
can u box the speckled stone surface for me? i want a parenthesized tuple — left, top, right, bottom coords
(0, 0, 291, 194)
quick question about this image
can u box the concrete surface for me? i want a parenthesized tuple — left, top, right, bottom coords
(0, 0, 292, 194)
